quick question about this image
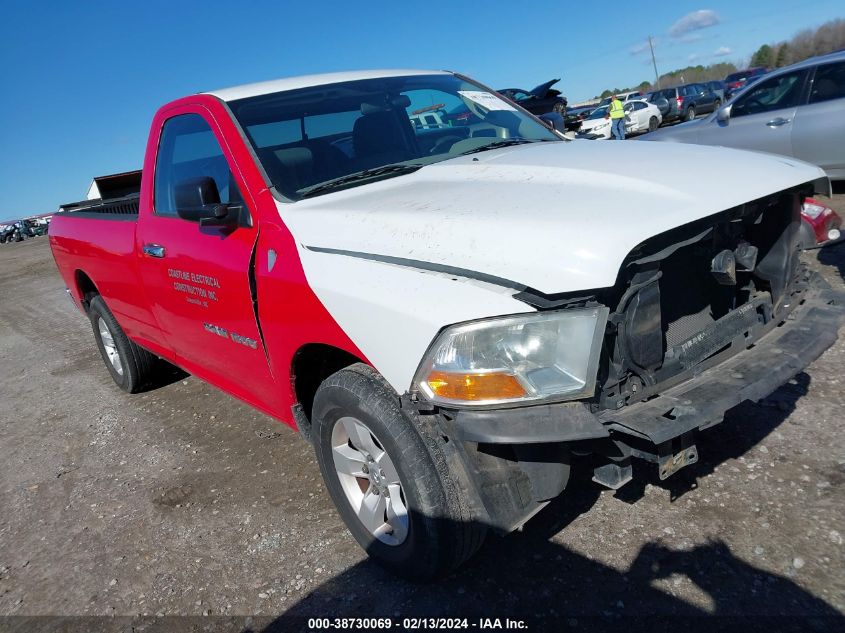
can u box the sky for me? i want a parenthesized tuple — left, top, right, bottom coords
(1, 0, 842, 222)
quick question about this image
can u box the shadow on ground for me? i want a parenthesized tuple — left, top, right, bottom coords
(258, 372, 841, 630)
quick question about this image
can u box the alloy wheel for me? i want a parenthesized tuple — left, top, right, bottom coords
(97, 317, 123, 376)
(331, 416, 409, 546)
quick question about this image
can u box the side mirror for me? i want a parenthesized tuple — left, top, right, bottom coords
(174, 177, 242, 227)
(717, 104, 732, 124)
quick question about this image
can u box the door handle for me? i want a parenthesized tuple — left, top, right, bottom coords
(142, 244, 166, 258)
(766, 117, 791, 127)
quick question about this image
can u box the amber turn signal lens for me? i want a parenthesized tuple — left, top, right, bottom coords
(425, 371, 526, 401)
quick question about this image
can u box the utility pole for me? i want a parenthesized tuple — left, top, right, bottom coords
(648, 36, 660, 89)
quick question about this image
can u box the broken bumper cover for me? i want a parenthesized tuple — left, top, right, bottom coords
(451, 279, 845, 446)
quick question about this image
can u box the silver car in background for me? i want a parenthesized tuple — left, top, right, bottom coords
(641, 51, 845, 181)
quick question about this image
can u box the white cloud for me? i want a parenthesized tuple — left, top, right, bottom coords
(669, 10, 720, 38)
(713, 46, 732, 57)
(688, 53, 701, 62)
(630, 41, 650, 55)
(630, 38, 658, 56)
(678, 33, 703, 44)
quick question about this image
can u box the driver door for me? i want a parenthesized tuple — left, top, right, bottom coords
(136, 109, 278, 411)
(707, 69, 809, 157)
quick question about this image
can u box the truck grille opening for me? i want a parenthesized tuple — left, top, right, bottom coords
(597, 189, 804, 411)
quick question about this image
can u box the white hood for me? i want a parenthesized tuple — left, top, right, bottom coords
(278, 140, 825, 295)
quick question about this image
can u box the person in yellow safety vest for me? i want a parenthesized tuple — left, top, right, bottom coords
(605, 95, 626, 140)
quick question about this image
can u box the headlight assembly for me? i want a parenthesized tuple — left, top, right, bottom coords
(413, 306, 609, 408)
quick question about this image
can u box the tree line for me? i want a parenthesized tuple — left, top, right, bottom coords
(750, 18, 845, 69)
(592, 17, 844, 99)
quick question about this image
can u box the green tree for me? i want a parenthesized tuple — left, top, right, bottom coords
(750, 44, 774, 67)
(774, 44, 790, 67)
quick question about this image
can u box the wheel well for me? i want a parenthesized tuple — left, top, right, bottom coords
(292, 344, 364, 422)
(75, 271, 99, 312)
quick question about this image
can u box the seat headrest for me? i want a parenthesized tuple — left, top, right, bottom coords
(271, 147, 314, 190)
(360, 95, 412, 115)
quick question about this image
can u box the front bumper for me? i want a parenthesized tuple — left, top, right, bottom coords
(451, 277, 844, 447)
(435, 276, 843, 530)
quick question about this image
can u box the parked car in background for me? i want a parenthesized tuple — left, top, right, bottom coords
(623, 100, 663, 134)
(499, 79, 567, 115)
(706, 80, 725, 101)
(641, 51, 845, 181)
(576, 101, 662, 138)
(801, 198, 842, 249)
(576, 106, 614, 138)
(563, 105, 593, 132)
(724, 67, 768, 99)
(647, 84, 720, 123)
(593, 91, 643, 111)
(645, 91, 672, 119)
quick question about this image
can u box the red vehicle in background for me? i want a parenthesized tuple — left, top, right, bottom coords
(801, 198, 842, 248)
(724, 67, 768, 100)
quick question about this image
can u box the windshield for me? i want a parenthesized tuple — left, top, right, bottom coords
(229, 74, 559, 200)
(586, 106, 609, 120)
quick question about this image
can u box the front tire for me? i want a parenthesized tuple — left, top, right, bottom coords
(312, 364, 485, 580)
(88, 295, 157, 393)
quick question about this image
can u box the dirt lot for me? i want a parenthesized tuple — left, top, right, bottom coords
(1, 195, 845, 631)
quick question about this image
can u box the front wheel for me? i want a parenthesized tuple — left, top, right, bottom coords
(648, 116, 659, 132)
(713, 99, 722, 110)
(686, 107, 696, 121)
(553, 102, 566, 115)
(312, 364, 485, 580)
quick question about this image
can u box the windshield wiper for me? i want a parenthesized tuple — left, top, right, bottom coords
(299, 164, 423, 198)
(459, 139, 552, 156)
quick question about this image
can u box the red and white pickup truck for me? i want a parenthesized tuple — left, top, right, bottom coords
(50, 69, 844, 579)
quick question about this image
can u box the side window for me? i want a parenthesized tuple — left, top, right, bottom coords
(809, 62, 845, 104)
(154, 114, 242, 217)
(732, 71, 808, 118)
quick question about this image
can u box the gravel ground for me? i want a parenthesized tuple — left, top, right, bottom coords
(1, 194, 844, 631)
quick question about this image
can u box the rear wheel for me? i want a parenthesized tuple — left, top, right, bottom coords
(648, 116, 659, 132)
(88, 295, 157, 393)
(312, 364, 485, 580)
(686, 106, 697, 121)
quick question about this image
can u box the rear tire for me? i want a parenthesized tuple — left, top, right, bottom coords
(648, 116, 659, 132)
(686, 106, 696, 121)
(312, 363, 486, 580)
(88, 295, 157, 393)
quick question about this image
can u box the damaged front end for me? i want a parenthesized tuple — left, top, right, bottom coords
(589, 186, 842, 488)
(419, 184, 845, 532)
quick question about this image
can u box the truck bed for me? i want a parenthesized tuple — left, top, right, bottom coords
(58, 193, 140, 220)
